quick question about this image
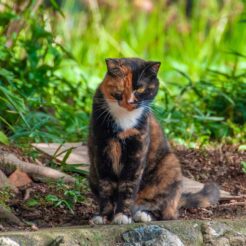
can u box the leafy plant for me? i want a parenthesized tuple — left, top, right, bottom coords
(0, 1, 90, 144)
(44, 178, 87, 213)
(55, 0, 246, 145)
(49, 145, 89, 175)
(0, 131, 9, 145)
(45, 194, 74, 213)
(0, 0, 245, 146)
(241, 161, 246, 173)
(25, 198, 40, 207)
(0, 187, 13, 208)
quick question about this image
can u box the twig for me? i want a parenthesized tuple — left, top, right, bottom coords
(219, 195, 246, 201)
(215, 202, 246, 208)
(23, 188, 32, 201)
(0, 153, 75, 184)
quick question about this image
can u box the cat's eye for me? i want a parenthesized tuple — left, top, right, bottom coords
(148, 84, 156, 89)
(136, 87, 145, 94)
(111, 93, 122, 101)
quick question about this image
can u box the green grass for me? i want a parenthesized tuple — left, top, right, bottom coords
(0, 0, 245, 146)
(24, 177, 88, 214)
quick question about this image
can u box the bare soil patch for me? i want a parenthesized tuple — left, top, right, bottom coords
(176, 144, 246, 220)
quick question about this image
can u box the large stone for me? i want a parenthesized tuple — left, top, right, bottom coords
(122, 225, 184, 245)
(201, 221, 246, 246)
(0, 237, 19, 246)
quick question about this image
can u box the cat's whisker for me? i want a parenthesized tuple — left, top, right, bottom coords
(94, 97, 116, 104)
(93, 107, 107, 116)
(103, 110, 112, 127)
(95, 106, 110, 121)
(151, 107, 164, 115)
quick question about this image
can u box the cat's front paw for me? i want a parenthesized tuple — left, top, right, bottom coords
(133, 211, 152, 222)
(113, 213, 132, 225)
(90, 215, 107, 225)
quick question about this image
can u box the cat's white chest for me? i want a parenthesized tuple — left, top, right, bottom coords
(106, 101, 144, 130)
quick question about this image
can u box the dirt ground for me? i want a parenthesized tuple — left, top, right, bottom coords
(1, 144, 245, 231)
(176, 144, 246, 220)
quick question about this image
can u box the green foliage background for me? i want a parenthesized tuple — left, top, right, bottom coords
(0, 0, 245, 146)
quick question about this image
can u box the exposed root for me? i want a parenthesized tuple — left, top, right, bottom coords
(23, 188, 32, 201)
(0, 153, 75, 184)
(0, 206, 23, 226)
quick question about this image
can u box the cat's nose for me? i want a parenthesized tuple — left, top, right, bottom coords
(128, 100, 137, 105)
(127, 94, 136, 104)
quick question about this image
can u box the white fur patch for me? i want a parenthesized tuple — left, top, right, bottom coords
(91, 215, 107, 225)
(113, 213, 132, 225)
(106, 100, 144, 130)
(133, 211, 152, 222)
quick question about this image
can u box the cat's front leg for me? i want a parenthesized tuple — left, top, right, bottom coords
(90, 178, 116, 225)
(99, 179, 116, 219)
(112, 180, 139, 224)
(113, 137, 146, 225)
(90, 143, 118, 224)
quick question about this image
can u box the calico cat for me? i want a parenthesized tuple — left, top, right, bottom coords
(88, 58, 219, 224)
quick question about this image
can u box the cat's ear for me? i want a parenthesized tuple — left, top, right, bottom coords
(146, 61, 161, 75)
(105, 58, 122, 76)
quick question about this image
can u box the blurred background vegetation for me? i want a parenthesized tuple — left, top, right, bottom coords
(0, 0, 245, 147)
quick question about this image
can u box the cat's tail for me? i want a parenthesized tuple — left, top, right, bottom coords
(179, 182, 220, 208)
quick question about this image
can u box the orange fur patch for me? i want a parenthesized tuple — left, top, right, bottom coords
(136, 153, 182, 201)
(162, 189, 181, 219)
(119, 71, 135, 111)
(106, 139, 122, 176)
(118, 128, 140, 139)
(148, 84, 156, 89)
(100, 65, 137, 111)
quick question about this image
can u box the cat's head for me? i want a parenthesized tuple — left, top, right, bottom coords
(100, 58, 160, 111)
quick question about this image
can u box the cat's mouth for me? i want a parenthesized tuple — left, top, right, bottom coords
(118, 100, 138, 111)
(117, 94, 139, 111)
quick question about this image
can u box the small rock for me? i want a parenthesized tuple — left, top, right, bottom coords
(201, 221, 246, 246)
(229, 235, 246, 246)
(122, 225, 184, 246)
(216, 237, 230, 246)
(31, 224, 39, 231)
(0, 237, 19, 246)
(202, 221, 230, 238)
(8, 169, 32, 188)
(122, 225, 162, 242)
(48, 236, 64, 246)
